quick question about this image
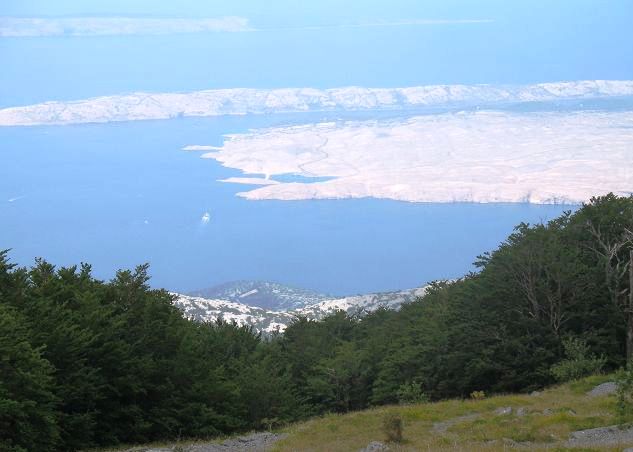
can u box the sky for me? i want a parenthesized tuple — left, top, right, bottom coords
(0, 0, 632, 107)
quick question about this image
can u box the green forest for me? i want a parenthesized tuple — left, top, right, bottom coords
(2, 193, 633, 451)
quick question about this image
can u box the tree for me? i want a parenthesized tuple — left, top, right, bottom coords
(0, 304, 59, 451)
(479, 216, 590, 336)
(579, 195, 633, 361)
(307, 341, 367, 412)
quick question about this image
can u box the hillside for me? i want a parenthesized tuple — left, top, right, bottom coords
(274, 376, 633, 452)
(106, 374, 628, 451)
(274, 374, 627, 451)
(187, 280, 330, 311)
(173, 284, 428, 333)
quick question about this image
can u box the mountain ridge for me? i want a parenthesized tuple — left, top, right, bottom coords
(173, 282, 430, 333)
(187, 280, 330, 311)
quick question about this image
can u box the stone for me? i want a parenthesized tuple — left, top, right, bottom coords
(587, 381, 617, 397)
(360, 441, 390, 451)
(567, 424, 633, 447)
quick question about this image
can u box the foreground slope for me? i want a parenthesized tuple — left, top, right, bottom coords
(273, 375, 626, 451)
(107, 375, 626, 451)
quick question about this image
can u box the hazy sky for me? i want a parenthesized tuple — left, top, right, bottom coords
(1, 0, 632, 106)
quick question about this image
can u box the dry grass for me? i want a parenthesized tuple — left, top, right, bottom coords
(273, 374, 631, 451)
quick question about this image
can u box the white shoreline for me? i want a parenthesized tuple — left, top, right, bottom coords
(1, 80, 632, 127)
(198, 110, 633, 205)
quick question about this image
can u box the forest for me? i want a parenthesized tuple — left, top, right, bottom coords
(2, 193, 633, 451)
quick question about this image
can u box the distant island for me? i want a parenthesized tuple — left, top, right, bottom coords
(4, 80, 632, 205)
(1, 80, 631, 126)
(194, 109, 633, 204)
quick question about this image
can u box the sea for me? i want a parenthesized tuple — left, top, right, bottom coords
(0, 111, 575, 295)
(3, 26, 617, 296)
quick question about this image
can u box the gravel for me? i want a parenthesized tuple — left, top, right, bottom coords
(132, 432, 287, 452)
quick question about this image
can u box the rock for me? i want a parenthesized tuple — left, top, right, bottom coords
(502, 437, 534, 448)
(529, 391, 541, 396)
(587, 381, 617, 397)
(542, 408, 553, 416)
(360, 441, 390, 451)
(567, 425, 633, 447)
(516, 407, 527, 417)
(494, 406, 512, 415)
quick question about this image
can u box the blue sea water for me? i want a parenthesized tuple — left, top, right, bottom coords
(5, 9, 628, 295)
(0, 114, 574, 295)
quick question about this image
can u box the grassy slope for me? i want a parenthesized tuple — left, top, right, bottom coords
(273, 375, 630, 451)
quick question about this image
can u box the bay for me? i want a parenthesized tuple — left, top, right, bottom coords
(0, 114, 573, 295)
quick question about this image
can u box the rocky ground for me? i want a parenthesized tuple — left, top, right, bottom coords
(120, 432, 286, 452)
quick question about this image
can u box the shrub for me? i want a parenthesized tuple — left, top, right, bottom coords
(470, 390, 486, 400)
(261, 417, 280, 431)
(396, 381, 428, 405)
(382, 412, 403, 443)
(550, 337, 606, 382)
(616, 364, 633, 420)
